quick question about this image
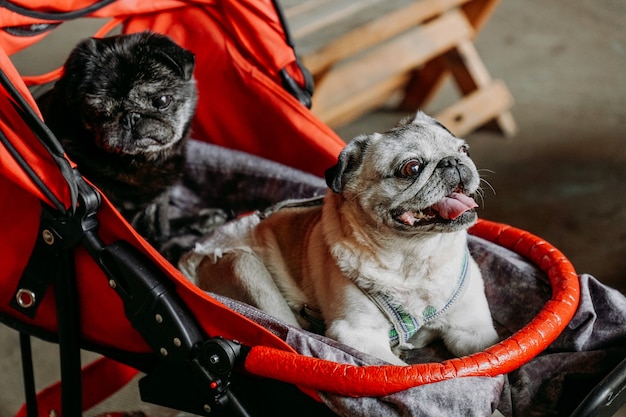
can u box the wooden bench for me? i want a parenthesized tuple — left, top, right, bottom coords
(281, 0, 517, 138)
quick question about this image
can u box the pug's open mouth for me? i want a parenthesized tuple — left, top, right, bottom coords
(393, 190, 478, 227)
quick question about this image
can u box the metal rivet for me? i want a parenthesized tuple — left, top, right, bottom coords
(203, 404, 212, 413)
(108, 279, 117, 289)
(160, 347, 168, 356)
(42, 229, 55, 245)
(16, 289, 36, 308)
(155, 314, 163, 323)
(209, 354, 220, 365)
(173, 338, 181, 347)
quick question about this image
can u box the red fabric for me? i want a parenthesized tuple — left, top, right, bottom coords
(243, 219, 581, 397)
(0, 49, 73, 207)
(14, 357, 139, 417)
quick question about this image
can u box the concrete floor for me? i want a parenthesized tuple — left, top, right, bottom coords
(1, 0, 625, 416)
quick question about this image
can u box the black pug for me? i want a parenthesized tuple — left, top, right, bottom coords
(38, 31, 199, 245)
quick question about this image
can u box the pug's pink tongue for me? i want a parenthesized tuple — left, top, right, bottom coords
(432, 192, 478, 220)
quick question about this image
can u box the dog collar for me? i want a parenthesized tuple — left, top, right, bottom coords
(299, 248, 471, 351)
(365, 247, 471, 349)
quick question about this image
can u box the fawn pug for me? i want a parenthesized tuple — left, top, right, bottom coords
(181, 112, 498, 365)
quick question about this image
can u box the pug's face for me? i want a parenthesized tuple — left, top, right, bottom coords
(59, 32, 197, 159)
(326, 112, 480, 234)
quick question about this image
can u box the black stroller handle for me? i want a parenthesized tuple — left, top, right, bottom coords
(0, 0, 117, 21)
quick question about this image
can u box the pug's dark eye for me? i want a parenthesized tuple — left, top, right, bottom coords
(459, 144, 470, 156)
(399, 160, 423, 177)
(152, 95, 172, 110)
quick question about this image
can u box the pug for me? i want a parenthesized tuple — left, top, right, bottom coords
(38, 31, 197, 235)
(180, 112, 498, 365)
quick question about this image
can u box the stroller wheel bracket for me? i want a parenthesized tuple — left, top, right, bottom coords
(93, 240, 251, 416)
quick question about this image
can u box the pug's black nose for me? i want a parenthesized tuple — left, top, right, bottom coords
(122, 112, 141, 130)
(437, 156, 460, 168)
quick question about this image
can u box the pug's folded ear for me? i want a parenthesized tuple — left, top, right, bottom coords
(156, 47, 195, 81)
(150, 35, 196, 81)
(325, 134, 370, 193)
(52, 38, 101, 107)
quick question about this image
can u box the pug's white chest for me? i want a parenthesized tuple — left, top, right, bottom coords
(330, 236, 471, 347)
(335, 239, 463, 300)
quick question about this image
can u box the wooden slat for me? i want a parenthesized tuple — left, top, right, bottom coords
(462, 0, 501, 31)
(446, 38, 493, 93)
(393, 0, 501, 113)
(434, 80, 516, 137)
(494, 111, 517, 138)
(397, 57, 448, 110)
(310, 9, 474, 112)
(443, 37, 518, 137)
(315, 73, 412, 128)
(301, 0, 471, 75)
(286, 0, 383, 40)
(282, 0, 335, 19)
(287, 0, 416, 57)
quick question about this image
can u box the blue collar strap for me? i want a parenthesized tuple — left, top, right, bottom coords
(365, 247, 471, 349)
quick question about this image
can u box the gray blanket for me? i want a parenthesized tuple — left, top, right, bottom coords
(150, 140, 626, 417)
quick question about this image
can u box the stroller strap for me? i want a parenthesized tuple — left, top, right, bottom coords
(258, 195, 324, 219)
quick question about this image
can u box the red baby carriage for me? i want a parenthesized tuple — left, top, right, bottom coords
(0, 1, 624, 416)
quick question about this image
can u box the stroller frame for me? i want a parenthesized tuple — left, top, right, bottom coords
(1, 65, 252, 416)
